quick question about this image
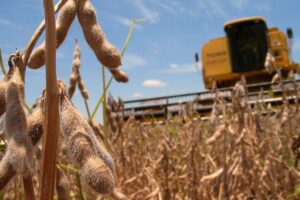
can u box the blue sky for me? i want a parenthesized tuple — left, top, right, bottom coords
(1, 0, 300, 121)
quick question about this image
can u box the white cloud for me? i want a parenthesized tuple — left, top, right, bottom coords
(0, 18, 10, 25)
(170, 1, 197, 16)
(0, 18, 22, 29)
(254, 3, 270, 12)
(111, 15, 131, 27)
(231, 0, 270, 12)
(197, 0, 229, 19)
(152, 0, 176, 13)
(209, 0, 228, 18)
(109, 15, 142, 29)
(161, 63, 202, 74)
(231, 0, 248, 10)
(132, 92, 143, 98)
(170, 64, 178, 69)
(146, 40, 160, 54)
(150, 0, 197, 17)
(123, 53, 146, 69)
(142, 79, 166, 88)
(131, 0, 160, 23)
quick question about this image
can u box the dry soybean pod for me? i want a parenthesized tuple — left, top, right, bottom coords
(0, 56, 16, 117)
(73, 39, 81, 70)
(0, 82, 8, 117)
(0, 98, 44, 190)
(4, 67, 32, 173)
(106, 105, 117, 132)
(58, 81, 114, 169)
(27, 97, 44, 146)
(0, 67, 32, 190)
(68, 40, 81, 98)
(58, 81, 115, 193)
(110, 68, 129, 83)
(0, 97, 43, 190)
(68, 71, 78, 98)
(77, 0, 121, 69)
(78, 79, 89, 100)
(28, 0, 78, 69)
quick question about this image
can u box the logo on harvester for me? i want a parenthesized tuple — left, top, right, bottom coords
(272, 40, 280, 46)
(207, 51, 226, 58)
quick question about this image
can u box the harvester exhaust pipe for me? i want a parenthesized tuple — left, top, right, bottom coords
(287, 28, 294, 40)
(194, 52, 199, 63)
(287, 28, 294, 62)
(194, 52, 200, 73)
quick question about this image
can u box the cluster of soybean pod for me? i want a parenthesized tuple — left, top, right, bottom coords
(0, 0, 128, 196)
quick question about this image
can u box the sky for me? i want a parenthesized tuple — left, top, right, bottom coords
(1, 0, 300, 121)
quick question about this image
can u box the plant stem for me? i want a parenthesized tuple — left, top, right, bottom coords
(40, 0, 59, 199)
(0, 48, 6, 75)
(89, 18, 145, 121)
(84, 99, 91, 119)
(120, 18, 145, 57)
(23, 100, 33, 114)
(57, 163, 84, 199)
(57, 163, 80, 174)
(23, 174, 35, 200)
(102, 65, 108, 134)
(76, 173, 85, 200)
(89, 76, 113, 122)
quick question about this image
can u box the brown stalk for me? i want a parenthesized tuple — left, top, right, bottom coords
(23, 174, 35, 200)
(84, 98, 91, 118)
(40, 0, 59, 199)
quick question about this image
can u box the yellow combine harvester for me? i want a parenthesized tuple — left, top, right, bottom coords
(202, 16, 298, 89)
(118, 16, 300, 121)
